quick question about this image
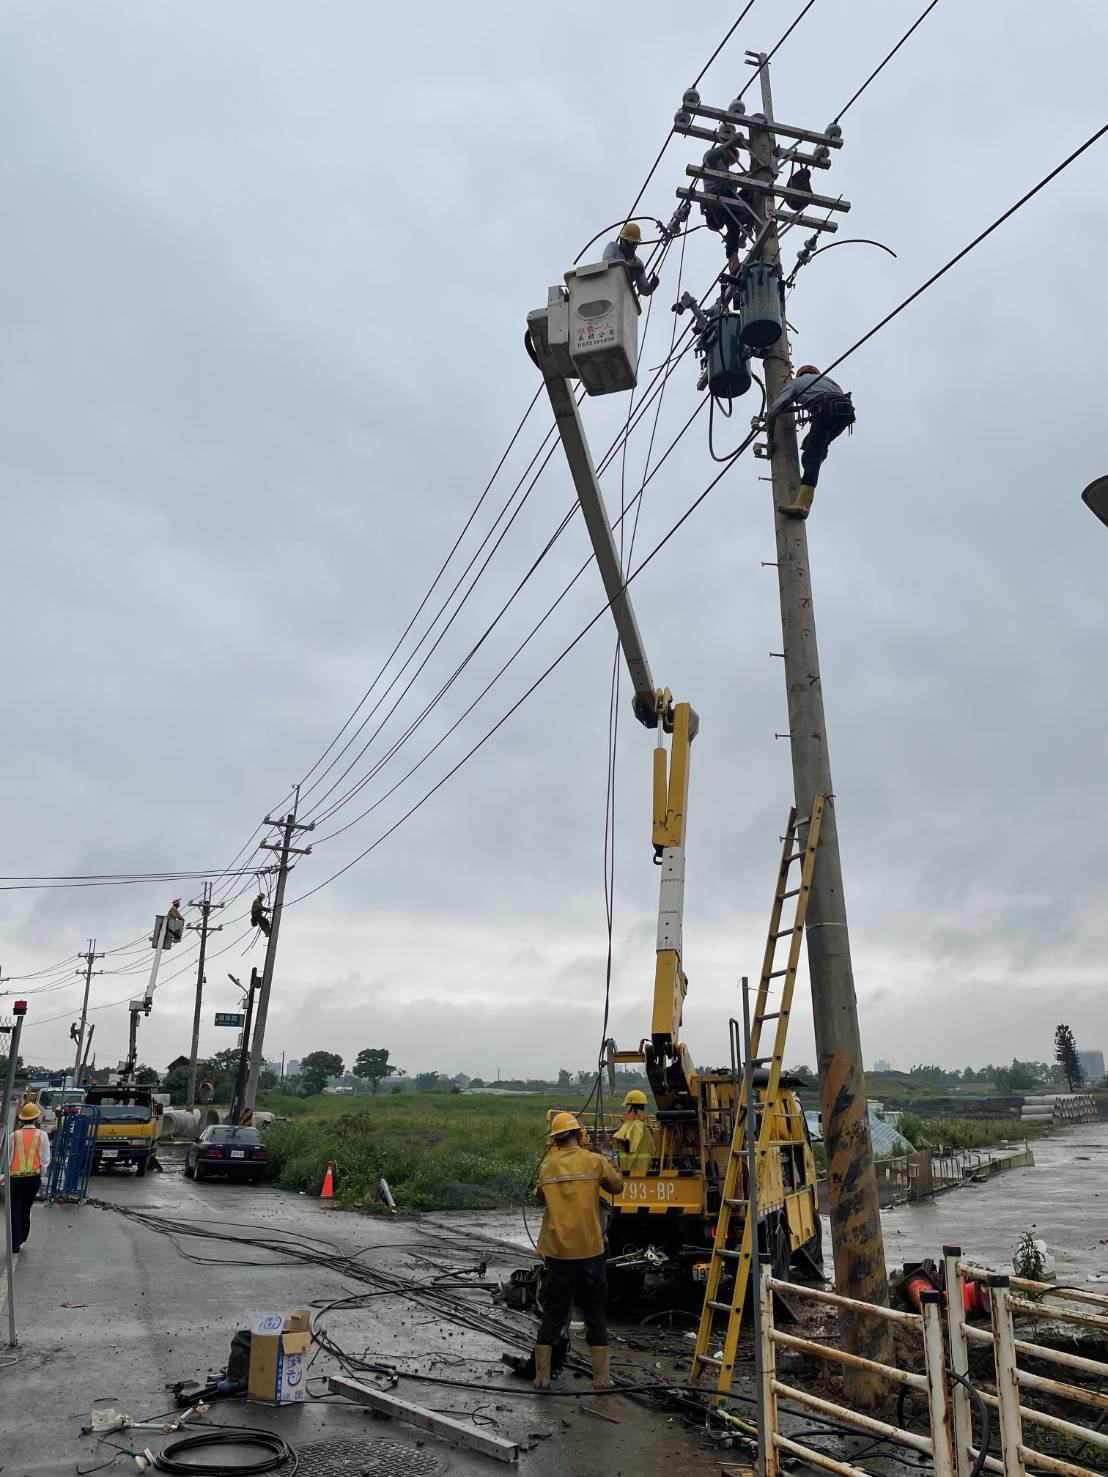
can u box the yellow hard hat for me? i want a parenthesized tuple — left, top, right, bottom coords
(548, 1110, 583, 1139)
(618, 222, 642, 245)
(796, 364, 821, 377)
(18, 1102, 41, 1121)
(623, 1090, 648, 1108)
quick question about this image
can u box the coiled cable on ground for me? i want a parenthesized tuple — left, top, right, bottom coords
(153, 1428, 296, 1475)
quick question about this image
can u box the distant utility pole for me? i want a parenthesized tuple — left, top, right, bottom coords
(228, 969, 260, 1124)
(243, 792, 313, 1112)
(679, 56, 892, 1393)
(71, 940, 104, 1089)
(185, 882, 225, 1110)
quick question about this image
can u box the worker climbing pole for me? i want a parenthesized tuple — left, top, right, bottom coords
(674, 56, 893, 1397)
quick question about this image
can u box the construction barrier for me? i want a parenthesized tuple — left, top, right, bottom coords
(45, 1105, 100, 1203)
(759, 1263, 957, 1477)
(947, 1247, 1108, 1477)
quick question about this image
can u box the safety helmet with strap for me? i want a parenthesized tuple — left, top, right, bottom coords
(618, 222, 642, 245)
(547, 1110, 583, 1140)
(622, 1089, 648, 1108)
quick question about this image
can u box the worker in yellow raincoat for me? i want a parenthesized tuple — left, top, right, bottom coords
(612, 1089, 654, 1173)
(532, 1111, 623, 1392)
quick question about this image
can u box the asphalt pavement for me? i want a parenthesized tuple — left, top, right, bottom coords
(0, 1157, 721, 1477)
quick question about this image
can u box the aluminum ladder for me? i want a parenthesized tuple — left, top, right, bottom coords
(691, 796, 825, 1393)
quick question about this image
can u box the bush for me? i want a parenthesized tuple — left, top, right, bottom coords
(897, 1111, 924, 1148)
(917, 1116, 1032, 1150)
(260, 1092, 553, 1211)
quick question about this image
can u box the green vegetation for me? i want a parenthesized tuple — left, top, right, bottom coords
(904, 1116, 1036, 1150)
(258, 1090, 570, 1211)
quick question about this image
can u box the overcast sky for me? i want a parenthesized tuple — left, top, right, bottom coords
(3, 1, 1107, 1084)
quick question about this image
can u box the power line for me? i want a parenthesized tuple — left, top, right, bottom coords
(693, 1, 759, 88)
(832, 0, 942, 123)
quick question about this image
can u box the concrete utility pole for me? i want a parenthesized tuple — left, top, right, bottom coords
(185, 882, 224, 1111)
(745, 55, 893, 1386)
(243, 793, 313, 1112)
(71, 940, 104, 1089)
(229, 970, 260, 1124)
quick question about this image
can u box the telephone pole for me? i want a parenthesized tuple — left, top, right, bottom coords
(678, 57, 891, 1392)
(243, 792, 313, 1112)
(748, 55, 892, 1385)
(71, 940, 104, 1090)
(185, 882, 224, 1110)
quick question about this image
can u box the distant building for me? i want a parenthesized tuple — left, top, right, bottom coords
(166, 1055, 195, 1074)
(1078, 1050, 1105, 1082)
(286, 1059, 301, 1077)
(873, 1059, 893, 1073)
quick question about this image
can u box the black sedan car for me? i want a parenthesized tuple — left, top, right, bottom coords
(184, 1125, 269, 1183)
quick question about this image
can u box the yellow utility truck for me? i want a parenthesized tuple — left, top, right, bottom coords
(527, 277, 822, 1295)
(85, 1084, 160, 1175)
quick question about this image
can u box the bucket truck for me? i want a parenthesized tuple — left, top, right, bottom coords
(525, 261, 821, 1291)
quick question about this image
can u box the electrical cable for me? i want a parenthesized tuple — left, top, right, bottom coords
(833, 0, 943, 123)
(736, 0, 819, 103)
(693, 1, 759, 87)
(153, 1429, 296, 1476)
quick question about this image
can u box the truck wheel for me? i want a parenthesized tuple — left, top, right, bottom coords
(136, 1157, 148, 1177)
(791, 1215, 825, 1281)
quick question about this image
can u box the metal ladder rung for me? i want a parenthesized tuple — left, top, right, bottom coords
(707, 1299, 733, 1313)
(767, 969, 789, 979)
(714, 1247, 744, 1262)
(694, 1352, 723, 1367)
(781, 887, 801, 899)
(759, 1010, 784, 1020)
(723, 1196, 749, 1208)
(783, 851, 805, 865)
(771, 927, 798, 940)
(749, 1055, 774, 1066)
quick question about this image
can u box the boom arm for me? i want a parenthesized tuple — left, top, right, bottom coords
(528, 296, 699, 1102)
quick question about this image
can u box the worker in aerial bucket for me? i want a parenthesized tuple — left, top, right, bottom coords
(250, 893, 272, 937)
(602, 222, 659, 297)
(531, 1111, 623, 1392)
(612, 1089, 655, 1174)
(766, 364, 856, 520)
(165, 898, 186, 946)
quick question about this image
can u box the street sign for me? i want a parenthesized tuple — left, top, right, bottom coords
(214, 1012, 245, 1027)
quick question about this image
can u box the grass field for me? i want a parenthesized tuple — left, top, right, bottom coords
(256, 1090, 577, 1210)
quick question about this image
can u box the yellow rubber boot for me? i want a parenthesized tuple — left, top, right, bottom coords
(589, 1346, 613, 1391)
(778, 483, 815, 520)
(533, 1345, 552, 1390)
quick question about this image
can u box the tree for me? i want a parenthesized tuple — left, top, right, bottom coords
(300, 1051, 344, 1096)
(1008, 1059, 1038, 1092)
(414, 1071, 442, 1092)
(165, 1068, 190, 1105)
(1054, 1024, 1084, 1092)
(557, 1068, 574, 1089)
(353, 1047, 402, 1094)
(134, 1064, 160, 1086)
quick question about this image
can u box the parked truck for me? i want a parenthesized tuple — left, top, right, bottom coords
(85, 1084, 161, 1174)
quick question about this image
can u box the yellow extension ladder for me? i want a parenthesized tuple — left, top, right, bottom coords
(691, 795, 825, 1394)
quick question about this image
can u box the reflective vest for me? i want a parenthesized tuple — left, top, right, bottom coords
(10, 1127, 42, 1177)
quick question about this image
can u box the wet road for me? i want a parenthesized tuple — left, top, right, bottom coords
(0, 1160, 722, 1477)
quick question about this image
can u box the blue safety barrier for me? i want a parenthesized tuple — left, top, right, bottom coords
(45, 1105, 101, 1202)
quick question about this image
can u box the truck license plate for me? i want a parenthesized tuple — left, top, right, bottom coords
(230, 1150, 245, 1159)
(101, 1149, 118, 1159)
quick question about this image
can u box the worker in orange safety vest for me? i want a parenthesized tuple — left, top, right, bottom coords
(8, 1102, 51, 1253)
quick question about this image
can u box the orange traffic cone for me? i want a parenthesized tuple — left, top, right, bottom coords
(320, 1161, 335, 1202)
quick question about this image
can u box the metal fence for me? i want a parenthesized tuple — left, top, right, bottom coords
(758, 1263, 957, 1477)
(945, 1246, 1108, 1477)
(45, 1104, 100, 1202)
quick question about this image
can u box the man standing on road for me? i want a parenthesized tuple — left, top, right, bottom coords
(532, 1111, 623, 1392)
(8, 1102, 50, 1254)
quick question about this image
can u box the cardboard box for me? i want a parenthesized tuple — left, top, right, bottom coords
(248, 1309, 311, 1405)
